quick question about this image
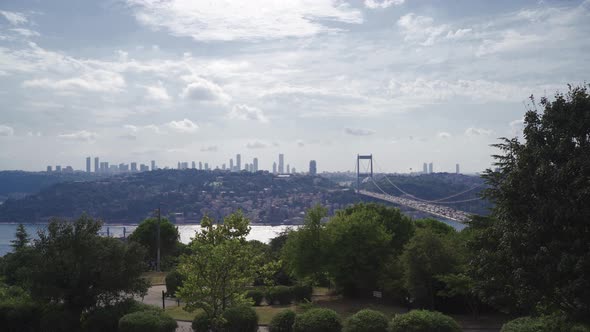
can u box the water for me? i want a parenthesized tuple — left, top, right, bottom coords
(0, 223, 296, 257)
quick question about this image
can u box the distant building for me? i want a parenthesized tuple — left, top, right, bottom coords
(287, 164, 290, 174)
(236, 154, 241, 171)
(253, 158, 258, 172)
(46, 165, 52, 172)
(278, 154, 284, 173)
(63, 166, 73, 173)
(86, 157, 91, 173)
(204, 163, 209, 170)
(151, 160, 156, 171)
(273, 162, 277, 174)
(131, 162, 137, 172)
(229, 159, 233, 171)
(309, 160, 317, 175)
(56, 165, 61, 172)
(222, 163, 226, 170)
(192, 161, 196, 169)
(292, 167, 296, 174)
(423, 163, 427, 174)
(456, 163, 460, 174)
(199, 161, 203, 170)
(95, 157, 100, 173)
(140, 164, 149, 171)
(428, 162, 433, 174)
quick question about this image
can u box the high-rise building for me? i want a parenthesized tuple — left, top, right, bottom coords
(131, 162, 138, 172)
(199, 162, 203, 170)
(287, 164, 290, 174)
(236, 154, 241, 171)
(428, 162, 433, 174)
(86, 157, 91, 172)
(222, 163, 226, 170)
(309, 160, 317, 175)
(204, 163, 209, 170)
(94, 157, 99, 173)
(140, 164, 149, 171)
(56, 165, 61, 172)
(423, 163, 427, 174)
(151, 160, 156, 171)
(46, 165, 52, 172)
(229, 159, 233, 171)
(278, 154, 284, 173)
(456, 163, 460, 174)
(192, 161, 196, 169)
(292, 168, 296, 173)
(253, 158, 258, 172)
(272, 162, 277, 174)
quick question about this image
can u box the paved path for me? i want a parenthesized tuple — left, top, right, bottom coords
(136, 284, 178, 309)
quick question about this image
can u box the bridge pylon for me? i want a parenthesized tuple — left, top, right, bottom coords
(356, 154, 373, 191)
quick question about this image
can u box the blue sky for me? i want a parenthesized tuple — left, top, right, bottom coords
(0, 0, 588, 173)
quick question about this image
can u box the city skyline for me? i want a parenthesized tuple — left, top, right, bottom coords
(1, 1, 588, 173)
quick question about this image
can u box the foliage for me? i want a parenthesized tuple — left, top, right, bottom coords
(475, 85, 590, 321)
(222, 305, 259, 332)
(343, 309, 388, 332)
(128, 217, 180, 264)
(245, 289, 265, 306)
(414, 218, 455, 235)
(177, 211, 261, 329)
(11, 224, 30, 250)
(165, 269, 184, 297)
(27, 216, 149, 325)
(291, 284, 313, 303)
(81, 299, 159, 332)
(0, 298, 42, 332)
(436, 273, 477, 315)
(192, 311, 212, 332)
(118, 310, 177, 332)
(292, 308, 342, 332)
(500, 313, 590, 332)
(388, 310, 460, 332)
(267, 286, 294, 305)
(40, 304, 83, 332)
(269, 309, 296, 332)
(400, 229, 462, 309)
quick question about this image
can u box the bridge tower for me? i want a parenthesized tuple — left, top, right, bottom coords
(356, 154, 373, 191)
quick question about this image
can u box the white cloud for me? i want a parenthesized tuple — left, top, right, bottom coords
(246, 141, 270, 149)
(0, 125, 14, 136)
(10, 28, 40, 37)
(437, 132, 452, 139)
(297, 139, 305, 147)
(228, 104, 268, 123)
(364, 0, 404, 9)
(465, 127, 493, 136)
(180, 78, 230, 104)
(200, 145, 218, 152)
(23, 70, 126, 93)
(125, 0, 363, 41)
(142, 81, 170, 101)
(58, 130, 97, 142)
(509, 119, 525, 136)
(397, 13, 470, 46)
(476, 30, 542, 56)
(0, 11, 27, 25)
(344, 127, 375, 136)
(124, 124, 139, 132)
(166, 119, 199, 133)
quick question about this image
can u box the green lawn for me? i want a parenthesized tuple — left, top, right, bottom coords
(165, 304, 297, 324)
(142, 271, 167, 286)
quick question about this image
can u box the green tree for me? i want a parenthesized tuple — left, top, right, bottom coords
(28, 216, 149, 324)
(128, 217, 180, 267)
(10, 224, 30, 250)
(401, 228, 462, 309)
(474, 85, 590, 321)
(177, 211, 260, 330)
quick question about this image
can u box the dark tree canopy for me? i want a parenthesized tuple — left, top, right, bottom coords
(128, 217, 180, 262)
(475, 85, 590, 321)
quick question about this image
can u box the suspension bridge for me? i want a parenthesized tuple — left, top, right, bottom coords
(355, 154, 484, 223)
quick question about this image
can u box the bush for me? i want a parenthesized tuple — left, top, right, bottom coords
(82, 299, 160, 332)
(222, 305, 259, 332)
(500, 315, 590, 332)
(388, 310, 460, 332)
(343, 309, 388, 332)
(291, 284, 313, 303)
(192, 311, 212, 332)
(268, 286, 294, 305)
(269, 309, 296, 332)
(293, 308, 342, 332)
(500, 317, 546, 332)
(118, 310, 177, 332)
(165, 269, 184, 297)
(0, 299, 42, 332)
(246, 289, 265, 306)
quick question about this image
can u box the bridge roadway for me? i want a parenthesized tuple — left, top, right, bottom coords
(357, 190, 471, 223)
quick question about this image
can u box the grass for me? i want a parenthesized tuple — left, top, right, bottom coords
(142, 271, 167, 286)
(165, 304, 297, 324)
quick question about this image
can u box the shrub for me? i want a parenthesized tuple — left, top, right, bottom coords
(293, 308, 342, 332)
(268, 286, 294, 305)
(500, 317, 546, 332)
(192, 311, 212, 332)
(118, 310, 177, 332)
(165, 269, 184, 297)
(222, 305, 259, 332)
(500, 315, 590, 332)
(269, 309, 296, 332)
(82, 299, 160, 332)
(0, 299, 42, 332)
(246, 289, 265, 306)
(343, 309, 388, 332)
(40, 305, 82, 332)
(291, 284, 313, 303)
(388, 310, 460, 332)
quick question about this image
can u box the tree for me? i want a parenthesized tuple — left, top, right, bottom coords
(177, 211, 260, 330)
(28, 216, 149, 323)
(401, 228, 462, 309)
(10, 224, 29, 250)
(475, 85, 590, 321)
(128, 217, 180, 267)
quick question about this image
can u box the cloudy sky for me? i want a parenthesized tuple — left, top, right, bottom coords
(0, 0, 588, 173)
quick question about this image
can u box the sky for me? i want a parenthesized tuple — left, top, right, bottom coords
(0, 0, 589, 173)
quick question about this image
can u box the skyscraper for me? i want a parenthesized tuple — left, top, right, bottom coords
(236, 154, 241, 171)
(423, 163, 427, 174)
(204, 162, 209, 170)
(131, 162, 137, 172)
(192, 161, 196, 169)
(151, 160, 156, 171)
(46, 166, 52, 172)
(229, 158, 233, 171)
(309, 160, 317, 175)
(253, 158, 258, 172)
(456, 163, 460, 174)
(278, 154, 284, 173)
(86, 157, 91, 173)
(56, 165, 61, 172)
(428, 162, 433, 174)
(287, 164, 290, 174)
(199, 161, 203, 170)
(273, 162, 277, 174)
(95, 157, 99, 173)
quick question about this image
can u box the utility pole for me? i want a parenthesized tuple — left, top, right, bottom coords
(157, 204, 161, 272)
